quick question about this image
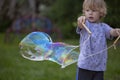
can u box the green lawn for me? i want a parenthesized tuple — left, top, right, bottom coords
(0, 33, 120, 80)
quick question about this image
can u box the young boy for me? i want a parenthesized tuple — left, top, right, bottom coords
(76, 0, 120, 80)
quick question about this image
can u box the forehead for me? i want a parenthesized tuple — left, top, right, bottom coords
(84, 4, 99, 10)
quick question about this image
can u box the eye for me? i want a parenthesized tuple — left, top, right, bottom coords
(92, 10, 97, 12)
(86, 9, 89, 12)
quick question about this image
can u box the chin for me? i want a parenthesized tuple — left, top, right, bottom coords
(88, 20, 96, 23)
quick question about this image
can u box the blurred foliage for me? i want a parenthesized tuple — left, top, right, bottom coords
(0, 0, 120, 39)
(47, 0, 83, 39)
(0, 17, 12, 32)
(104, 0, 120, 28)
(47, 0, 120, 38)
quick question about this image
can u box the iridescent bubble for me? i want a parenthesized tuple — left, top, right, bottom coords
(19, 32, 52, 61)
(47, 42, 79, 68)
(19, 32, 79, 68)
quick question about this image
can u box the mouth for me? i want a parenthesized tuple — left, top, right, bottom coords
(87, 17, 96, 22)
(88, 17, 94, 20)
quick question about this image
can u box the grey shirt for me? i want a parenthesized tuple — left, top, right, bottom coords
(76, 20, 113, 71)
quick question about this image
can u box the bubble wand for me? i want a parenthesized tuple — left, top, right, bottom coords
(113, 35, 120, 49)
(82, 22, 92, 34)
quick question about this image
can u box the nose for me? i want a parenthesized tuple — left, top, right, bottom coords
(89, 10, 93, 14)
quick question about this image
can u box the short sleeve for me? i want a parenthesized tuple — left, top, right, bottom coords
(102, 23, 113, 39)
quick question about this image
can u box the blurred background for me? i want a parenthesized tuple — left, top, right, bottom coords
(0, 0, 120, 80)
(0, 0, 120, 40)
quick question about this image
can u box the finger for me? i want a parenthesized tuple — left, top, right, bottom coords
(118, 29, 120, 34)
(116, 29, 120, 35)
(77, 16, 86, 28)
(77, 16, 85, 23)
(82, 16, 86, 23)
(77, 18, 82, 27)
(77, 17, 81, 22)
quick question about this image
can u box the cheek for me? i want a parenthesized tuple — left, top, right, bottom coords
(84, 12, 89, 16)
(95, 13, 101, 18)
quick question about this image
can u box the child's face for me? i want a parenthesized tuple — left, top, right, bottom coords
(84, 8, 101, 23)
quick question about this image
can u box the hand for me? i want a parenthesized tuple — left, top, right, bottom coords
(115, 28, 120, 36)
(111, 28, 120, 37)
(113, 28, 120, 47)
(77, 16, 85, 29)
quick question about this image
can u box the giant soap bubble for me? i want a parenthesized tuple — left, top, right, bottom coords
(19, 32, 79, 68)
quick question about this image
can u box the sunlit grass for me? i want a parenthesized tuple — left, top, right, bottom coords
(0, 33, 77, 80)
(0, 33, 120, 80)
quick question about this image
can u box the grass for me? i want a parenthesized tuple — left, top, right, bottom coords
(0, 33, 120, 80)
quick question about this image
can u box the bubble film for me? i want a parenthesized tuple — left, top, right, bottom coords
(19, 32, 79, 68)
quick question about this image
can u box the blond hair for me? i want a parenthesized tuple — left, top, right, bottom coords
(83, 0, 107, 18)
